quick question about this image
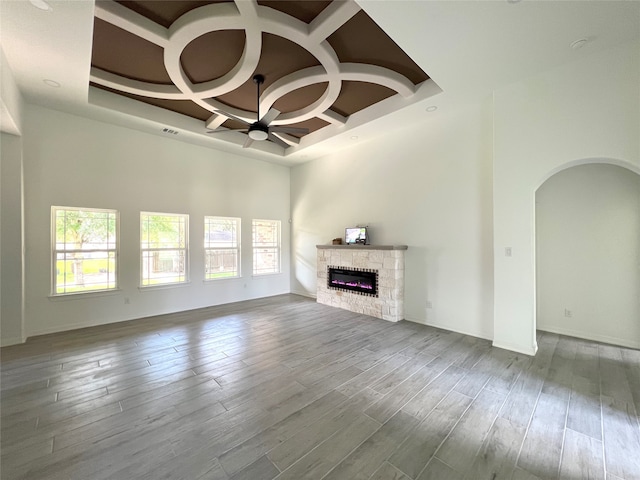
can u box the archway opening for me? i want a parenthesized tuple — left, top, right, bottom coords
(535, 163, 640, 349)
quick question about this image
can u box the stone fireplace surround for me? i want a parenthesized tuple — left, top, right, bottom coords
(316, 244, 407, 322)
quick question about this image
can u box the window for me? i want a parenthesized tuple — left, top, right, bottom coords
(205, 216, 240, 279)
(52, 206, 118, 295)
(140, 212, 188, 286)
(252, 219, 280, 275)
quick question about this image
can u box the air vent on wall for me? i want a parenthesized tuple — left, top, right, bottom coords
(162, 128, 179, 135)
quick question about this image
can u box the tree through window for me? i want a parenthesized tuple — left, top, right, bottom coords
(53, 206, 118, 295)
(140, 212, 189, 286)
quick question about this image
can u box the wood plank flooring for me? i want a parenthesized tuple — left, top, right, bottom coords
(1, 294, 639, 480)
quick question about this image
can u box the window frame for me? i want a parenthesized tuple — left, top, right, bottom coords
(51, 206, 119, 296)
(204, 216, 241, 281)
(252, 219, 281, 276)
(140, 211, 189, 288)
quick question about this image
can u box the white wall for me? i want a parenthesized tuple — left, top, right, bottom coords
(536, 163, 640, 349)
(493, 41, 640, 355)
(21, 104, 291, 338)
(0, 47, 23, 135)
(291, 100, 495, 340)
(1, 132, 25, 345)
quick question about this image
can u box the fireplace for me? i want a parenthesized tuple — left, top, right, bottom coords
(317, 244, 406, 322)
(328, 266, 378, 297)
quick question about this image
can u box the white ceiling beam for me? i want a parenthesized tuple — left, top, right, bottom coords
(95, 0, 169, 48)
(205, 114, 227, 130)
(309, 0, 361, 42)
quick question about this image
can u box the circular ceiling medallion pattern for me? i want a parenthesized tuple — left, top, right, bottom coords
(91, 0, 434, 153)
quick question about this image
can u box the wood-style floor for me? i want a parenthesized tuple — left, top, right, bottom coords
(1, 294, 639, 480)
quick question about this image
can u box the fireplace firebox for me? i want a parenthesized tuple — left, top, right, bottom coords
(328, 266, 378, 297)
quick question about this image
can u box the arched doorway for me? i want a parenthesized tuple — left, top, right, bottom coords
(535, 162, 640, 348)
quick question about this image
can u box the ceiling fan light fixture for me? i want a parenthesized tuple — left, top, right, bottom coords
(248, 124, 268, 141)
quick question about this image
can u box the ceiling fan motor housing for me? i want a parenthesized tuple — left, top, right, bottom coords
(248, 123, 269, 141)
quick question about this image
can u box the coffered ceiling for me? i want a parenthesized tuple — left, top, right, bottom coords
(89, 0, 438, 155)
(2, 1, 639, 164)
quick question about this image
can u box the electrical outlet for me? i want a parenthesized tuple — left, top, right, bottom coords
(124, 297, 130, 305)
(426, 301, 432, 309)
(505, 247, 512, 257)
(564, 309, 572, 318)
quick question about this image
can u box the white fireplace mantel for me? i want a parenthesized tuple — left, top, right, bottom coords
(316, 244, 407, 322)
(316, 244, 408, 251)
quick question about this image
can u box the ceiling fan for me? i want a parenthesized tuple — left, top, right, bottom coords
(207, 74, 309, 149)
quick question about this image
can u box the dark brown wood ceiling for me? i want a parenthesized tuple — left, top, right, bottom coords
(91, 0, 429, 138)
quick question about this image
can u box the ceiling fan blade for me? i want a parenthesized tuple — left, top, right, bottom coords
(260, 108, 280, 125)
(268, 132, 289, 149)
(206, 128, 246, 134)
(242, 136, 255, 149)
(271, 131, 299, 145)
(213, 110, 251, 125)
(269, 126, 309, 135)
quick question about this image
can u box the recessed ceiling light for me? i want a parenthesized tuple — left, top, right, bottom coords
(29, 0, 52, 11)
(570, 38, 589, 50)
(426, 106, 438, 112)
(350, 136, 359, 141)
(43, 79, 60, 88)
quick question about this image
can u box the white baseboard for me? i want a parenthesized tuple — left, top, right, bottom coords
(537, 325, 640, 350)
(404, 315, 493, 342)
(28, 316, 129, 338)
(1, 335, 26, 347)
(491, 340, 538, 357)
(406, 315, 537, 356)
(27, 293, 308, 340)
(290, 289, 316, 299)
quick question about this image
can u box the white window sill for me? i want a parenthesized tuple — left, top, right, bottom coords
(138, 282, 191, 292)
(49, 289, 122, 301)
(203, 276, 242, 283)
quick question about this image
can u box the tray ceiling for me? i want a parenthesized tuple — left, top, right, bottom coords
(90, 0, 438, 155)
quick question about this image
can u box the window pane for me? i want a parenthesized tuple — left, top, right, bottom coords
(205, 217, 239, 248)
(53, 207, 118, 295)
(141, 249, 187, 286)
(205, 216, 240, 279)
(140, 212, 189, 286)
(253, 220, 279, 247)
(252, 219, 280, 275)
(55, 209, 117, 250)
(205, 249, 238, 279)
(253, 247, 279, 275)
(141, 214, 186, 249)
(56, 252, 117, 294)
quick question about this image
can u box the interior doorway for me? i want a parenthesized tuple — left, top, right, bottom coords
(535, 163, 640, 348)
